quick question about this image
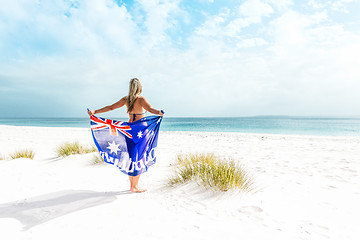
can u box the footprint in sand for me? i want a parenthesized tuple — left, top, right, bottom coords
(237, 206, 264, 214)
(301, 222, 330, 239)
(235, 206, 265, 222)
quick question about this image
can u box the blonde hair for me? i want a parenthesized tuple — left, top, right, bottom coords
(126, 78, 142, 113)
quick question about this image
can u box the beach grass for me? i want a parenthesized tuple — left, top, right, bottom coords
(84, 145, 97, 154)
(92, 152, 105, 164)
(9, 149, 35, 160)
(0, 154, 5, 160)
(169, 153, 254, 192)
(56, 142, 97, 157)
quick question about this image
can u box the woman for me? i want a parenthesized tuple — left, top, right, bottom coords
(88, 78, 164, 193)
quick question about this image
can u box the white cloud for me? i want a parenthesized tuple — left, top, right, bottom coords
(261, 6, 360, 115)
(0, 0, 33, 20)
(267, 0, 293, 11)
(239, 0, 274, 18)
(268, 10, 329, 52)
(224, 0, 273, 37)
(194, 13, 227, 36)
(307, 0, 357, 12)
(136, 0, 182, 49)
(330, 0, 355, 12)
(196, 1, 274, 39)
(307, 0, 327, 9)
(65, 0, 141, 55)
(236, 38, 268, 48)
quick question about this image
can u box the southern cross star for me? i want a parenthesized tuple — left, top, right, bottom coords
(137, 130, 143, 139)
(107, 141, 120, 154)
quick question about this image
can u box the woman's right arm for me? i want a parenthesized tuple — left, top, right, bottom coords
(88, 97, 126, 116)
(139, 96, 164, 116)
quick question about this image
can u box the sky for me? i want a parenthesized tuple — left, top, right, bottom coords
(0, 0, 360, 118)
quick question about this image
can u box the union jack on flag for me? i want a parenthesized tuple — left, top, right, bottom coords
(90, 115, 132, 138)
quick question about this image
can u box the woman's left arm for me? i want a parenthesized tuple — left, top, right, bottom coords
(88, 97, 126, 116)
(139, 96, 164, 116)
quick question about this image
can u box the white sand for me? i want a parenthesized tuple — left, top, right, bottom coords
(0, 125, 360, 240)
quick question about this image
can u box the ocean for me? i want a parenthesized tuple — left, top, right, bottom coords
(1, 116, 359, 136)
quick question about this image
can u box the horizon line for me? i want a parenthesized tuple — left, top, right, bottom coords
(1, 115, 360, 119)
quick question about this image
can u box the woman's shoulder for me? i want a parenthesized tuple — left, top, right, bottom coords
(122, 95, 145, 102)
(136, 96, 146, 101)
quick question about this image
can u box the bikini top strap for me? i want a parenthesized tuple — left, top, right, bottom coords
(132, 111, 147, 121)
(134, 111, 147, 115)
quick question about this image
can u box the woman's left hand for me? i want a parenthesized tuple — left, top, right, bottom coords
(88, 109, 95, 116)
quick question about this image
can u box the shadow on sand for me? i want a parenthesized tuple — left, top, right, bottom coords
(0, 189, 131, 230)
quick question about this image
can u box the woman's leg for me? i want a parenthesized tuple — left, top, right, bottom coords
(129, 175, 146, 193)
(129, 176, 133, 190)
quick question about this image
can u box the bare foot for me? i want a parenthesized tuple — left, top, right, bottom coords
(130, 187, 147, 193)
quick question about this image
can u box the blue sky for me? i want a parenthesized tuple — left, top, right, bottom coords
(1, 0, 360, 118)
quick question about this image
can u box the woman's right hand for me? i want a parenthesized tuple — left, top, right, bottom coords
(88, 109, 95, 116)
(159, 110, 165, 117)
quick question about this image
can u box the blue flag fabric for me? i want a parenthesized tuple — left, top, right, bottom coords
(90, 114, 163, 176)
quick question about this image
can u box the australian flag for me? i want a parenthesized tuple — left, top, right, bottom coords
(90, 114, 163, 176)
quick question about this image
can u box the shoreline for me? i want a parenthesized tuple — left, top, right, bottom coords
(1, 124, 359, 138)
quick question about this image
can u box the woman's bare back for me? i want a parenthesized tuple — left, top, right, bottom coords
(126, 96, 163, 122)
(127, 97, 146, 122)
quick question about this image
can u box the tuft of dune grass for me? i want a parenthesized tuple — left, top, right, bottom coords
(169, 153, 254, 193)
(92, 152, 106, 165)
(0, 154, 5, 160)
(9, 149, 35, 160)
(56, 142, 97, 157)
(84, 145, 97, 154)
